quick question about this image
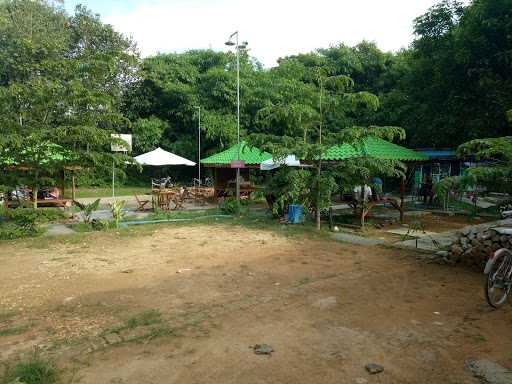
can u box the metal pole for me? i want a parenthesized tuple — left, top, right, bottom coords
(236, 32, 241, 214)
(197, 106, 201, 183)
(112, 159, 115, 199)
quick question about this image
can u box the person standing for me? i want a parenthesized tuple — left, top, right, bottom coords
(371, 176, 383, 201)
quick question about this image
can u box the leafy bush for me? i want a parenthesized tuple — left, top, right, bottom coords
(73, 199, 100, 224)
(0, 207, 59, 240)
(5, 208, 63, 225)
(0, 222, 41, 240)
(219, 199, 249, 215)
(265, 168, 315, 216)
(109, 200, 126, 228)
(220, 199, 238, 215)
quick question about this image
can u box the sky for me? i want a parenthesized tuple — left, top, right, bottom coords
(64, 0, 466, 67)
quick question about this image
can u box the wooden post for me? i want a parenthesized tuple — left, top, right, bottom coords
(72, 176, 76, 201)
(400, 176, 405, 223)
(61, 168, 66, 199)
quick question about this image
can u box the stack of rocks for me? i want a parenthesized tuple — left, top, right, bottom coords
(448, 226, 512, 268)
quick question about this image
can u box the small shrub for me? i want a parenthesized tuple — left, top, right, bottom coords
(109, 200, 126, 228)
(91, 218, 108, 231)
(73, 199, 100, 224)
(2, 356, 57, 384)
(3, 208, 63, 225)
(219, 199, 248, 215)
(0, 222, 41, 240)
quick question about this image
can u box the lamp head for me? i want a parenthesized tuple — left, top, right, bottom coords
(225, 39, 235, 46)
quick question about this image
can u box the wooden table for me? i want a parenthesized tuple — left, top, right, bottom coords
(152, 188, 184, 211)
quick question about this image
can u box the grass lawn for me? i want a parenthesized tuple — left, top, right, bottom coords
(67, 186, 151, 199)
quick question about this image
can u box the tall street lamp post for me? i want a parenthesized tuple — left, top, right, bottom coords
(195, 106, 201, 184)
(225, 31, 247, 212)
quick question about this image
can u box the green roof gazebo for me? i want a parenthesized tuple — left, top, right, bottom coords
(200, 141, 272, 199)
(322, 136, 428, 162)
(320, 136, 428, 224)
(201, 141, 272, 168)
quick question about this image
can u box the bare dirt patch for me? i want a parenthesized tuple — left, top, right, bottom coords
(1, 224, 511, 383)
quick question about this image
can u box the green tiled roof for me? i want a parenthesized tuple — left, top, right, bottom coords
(323, 136, 428, 162)
(201, 141, 272, 166)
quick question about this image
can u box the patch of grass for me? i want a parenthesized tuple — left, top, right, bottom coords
(69, 222, 93, 233)
(1, 356, 57, 384)
(102, 309, 164, 336)
(70, 186, 150, 199)
(0, 312, 15, 323)
(126, 309, 163, 329)
(297, 277, 312, 286)
(0, 324, 30, 337)
(147, 208, 222, 221)
(472, 334, 488, 343)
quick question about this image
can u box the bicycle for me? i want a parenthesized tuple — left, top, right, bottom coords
(192, 177, 213, 188)
(152, 177, 175, 189)
(484, 226, 512, 308)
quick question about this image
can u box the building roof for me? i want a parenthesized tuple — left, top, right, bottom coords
(201, 141, 272, 166)
(415, 149, 457, 160)
(323, 136, 429, 162)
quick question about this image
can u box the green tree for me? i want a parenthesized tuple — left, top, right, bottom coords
(0, 0, 139, 199)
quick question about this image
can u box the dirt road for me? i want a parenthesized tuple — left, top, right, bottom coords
(0, 224, 511, 383)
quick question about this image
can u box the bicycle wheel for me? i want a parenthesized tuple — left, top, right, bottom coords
(485, 250, 512, 308)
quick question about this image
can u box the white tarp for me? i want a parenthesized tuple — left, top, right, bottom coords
(260, 155, 305, 171)
(134, 147, 196, 166)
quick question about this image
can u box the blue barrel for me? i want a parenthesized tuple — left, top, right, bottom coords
(288, 204, 304, 224)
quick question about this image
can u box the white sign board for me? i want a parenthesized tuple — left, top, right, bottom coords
(111, 134, 132, 152)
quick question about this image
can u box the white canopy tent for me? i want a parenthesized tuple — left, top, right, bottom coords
(260, 155, 307, 171)
(134, 147, 195, 166)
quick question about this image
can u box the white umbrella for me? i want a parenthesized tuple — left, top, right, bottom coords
(134, 147, 195, 166)
(260, 155, 306, 171)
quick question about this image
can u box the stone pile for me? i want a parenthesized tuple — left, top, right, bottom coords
(448, 226, 512, 268)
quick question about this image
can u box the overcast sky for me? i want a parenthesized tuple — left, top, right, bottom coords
(64, 0, 467, 67)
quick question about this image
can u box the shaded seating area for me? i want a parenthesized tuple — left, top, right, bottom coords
(133, 147, 197, 210)
(200, 141, 271, 200)
(321, 136, 429, 225)
(4, 165, 81, 209)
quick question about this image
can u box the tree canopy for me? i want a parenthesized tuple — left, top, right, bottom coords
(1, 0, 511, 192)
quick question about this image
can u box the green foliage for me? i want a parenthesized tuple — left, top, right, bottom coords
(4, 208, 63, 224)
(0, 0, 139, 196)
(132, 117, 167, 153)
(73, 199, 100, 224)
(402, 0, 512, 146)
(0, 207, 61, 240)
(219, 199, 249, 215)
(1, 356, 57, 384)
(0, 222, 40, 240)
(265, 168, 312, 215)
(436, 136, 512, 201)
(109, 200, 126, 228)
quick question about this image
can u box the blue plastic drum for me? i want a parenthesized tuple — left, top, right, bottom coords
(288, 204, 304, 224)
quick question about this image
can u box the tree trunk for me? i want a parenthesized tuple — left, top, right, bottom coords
(32, 186, 38, 209)
(316, 160, 321, 231)
(32, 170, 39, 209)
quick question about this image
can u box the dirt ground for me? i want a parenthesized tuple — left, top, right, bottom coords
(336, 209, 491, 244)
(1, 223, 511, 383)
